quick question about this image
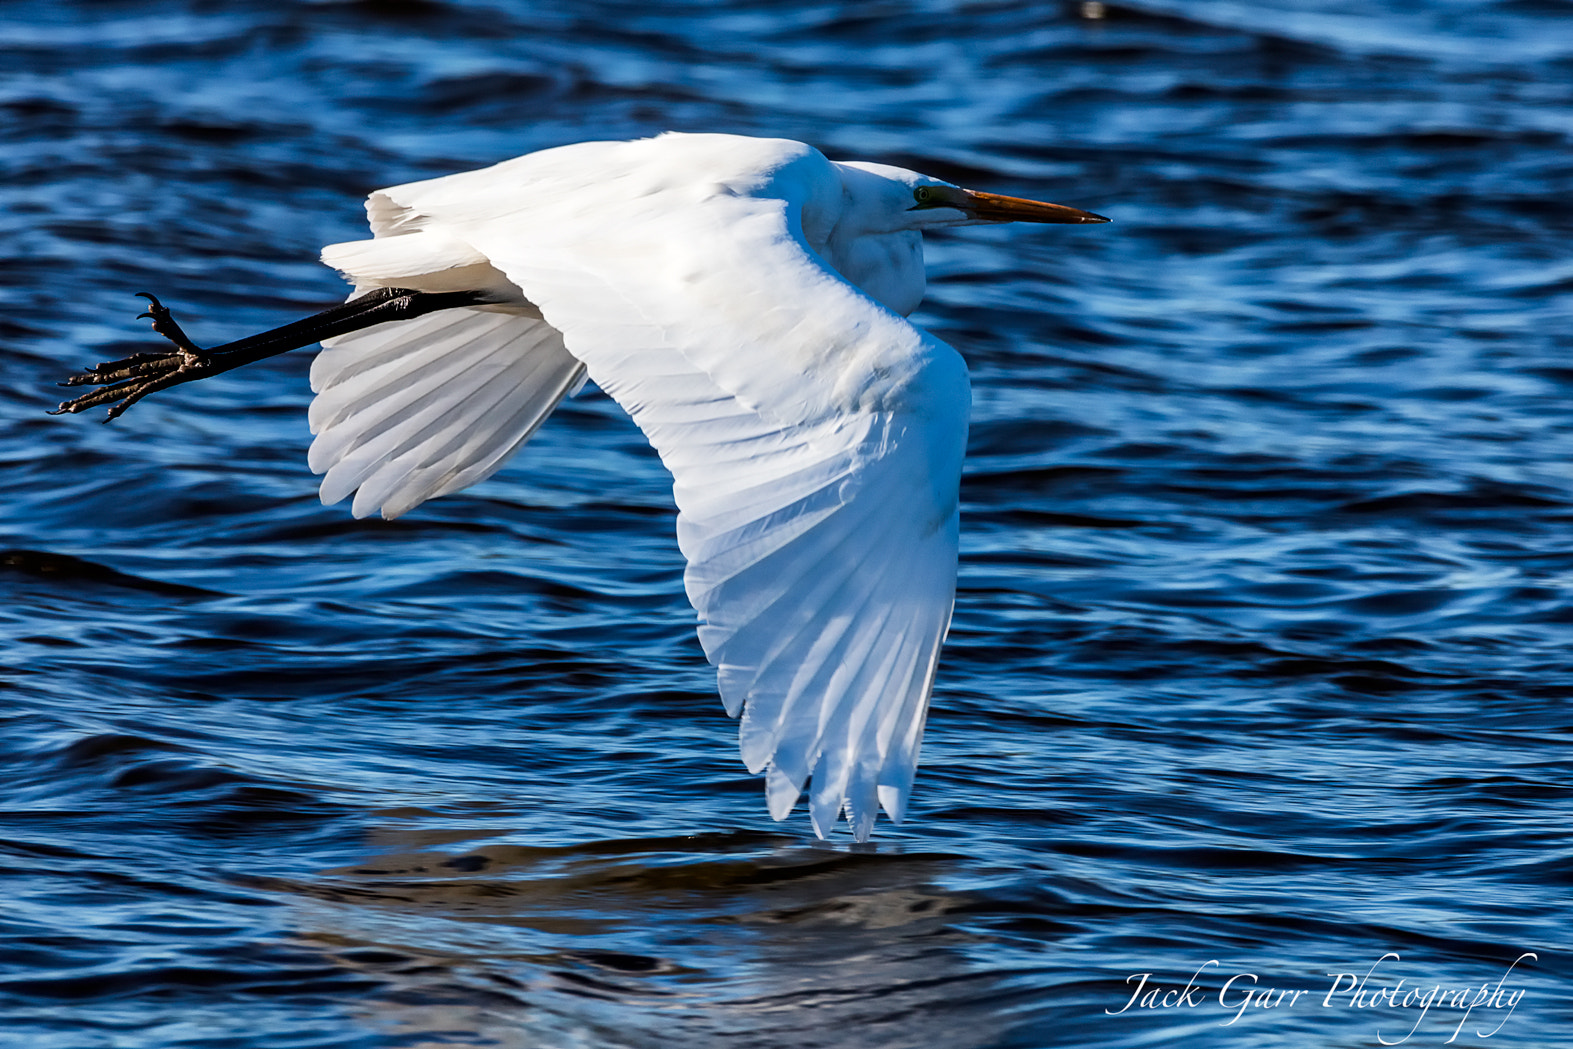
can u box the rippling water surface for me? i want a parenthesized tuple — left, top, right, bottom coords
(4, 1, 1572, 1046)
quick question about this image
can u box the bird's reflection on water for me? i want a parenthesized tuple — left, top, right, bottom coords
(250, 831, 1005, 1048)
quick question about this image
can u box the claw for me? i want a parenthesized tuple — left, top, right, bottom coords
(48, 294, 215, 419)
(58, 352, 180, 387)
(51, 376, 145, 415)
(50, 285, 482, 423)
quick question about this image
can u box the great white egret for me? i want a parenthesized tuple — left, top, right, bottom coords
(53, 132, 1108, 840)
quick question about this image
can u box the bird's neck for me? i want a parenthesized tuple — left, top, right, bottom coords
(823, 229, 926, 318)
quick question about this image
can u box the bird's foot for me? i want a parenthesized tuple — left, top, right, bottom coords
(51, 293, 219, 422)
(49, 287, 493, 423)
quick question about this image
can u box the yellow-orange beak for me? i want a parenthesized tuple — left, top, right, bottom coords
(955, 188, 1110, 224)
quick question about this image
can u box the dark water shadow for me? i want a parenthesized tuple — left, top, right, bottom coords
(236, 829, 1015, 1049)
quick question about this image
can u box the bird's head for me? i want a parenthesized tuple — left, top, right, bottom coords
(835, 161, 1110, 235)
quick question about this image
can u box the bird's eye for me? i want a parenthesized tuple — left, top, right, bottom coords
(913, 187, 934, 204)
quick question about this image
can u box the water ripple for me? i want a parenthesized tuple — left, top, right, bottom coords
(2, 0, 1570, 1045)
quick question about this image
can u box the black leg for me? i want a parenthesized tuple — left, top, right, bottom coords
(51, 287, 494, 422)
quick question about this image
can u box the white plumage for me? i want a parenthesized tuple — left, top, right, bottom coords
(308, 132, 1106, 839)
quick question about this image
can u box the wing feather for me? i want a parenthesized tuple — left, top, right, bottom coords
(334, 134, 969, 838)
(307, 306, 583, 519)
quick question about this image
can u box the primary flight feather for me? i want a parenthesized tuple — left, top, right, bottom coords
(53, 132, 1109, 840)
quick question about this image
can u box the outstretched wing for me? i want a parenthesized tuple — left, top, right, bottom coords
(362, 134, 970, 838)
(307, 305, 584, 520)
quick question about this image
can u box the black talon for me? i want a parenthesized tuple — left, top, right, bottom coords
(49, 287, 495, 421)
(134, 292, 205, 358)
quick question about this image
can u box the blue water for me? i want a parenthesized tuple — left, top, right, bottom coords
(3, 1, 1571, 1046)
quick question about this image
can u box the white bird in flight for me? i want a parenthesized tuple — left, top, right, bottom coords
(54, 132, 1108, 840)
